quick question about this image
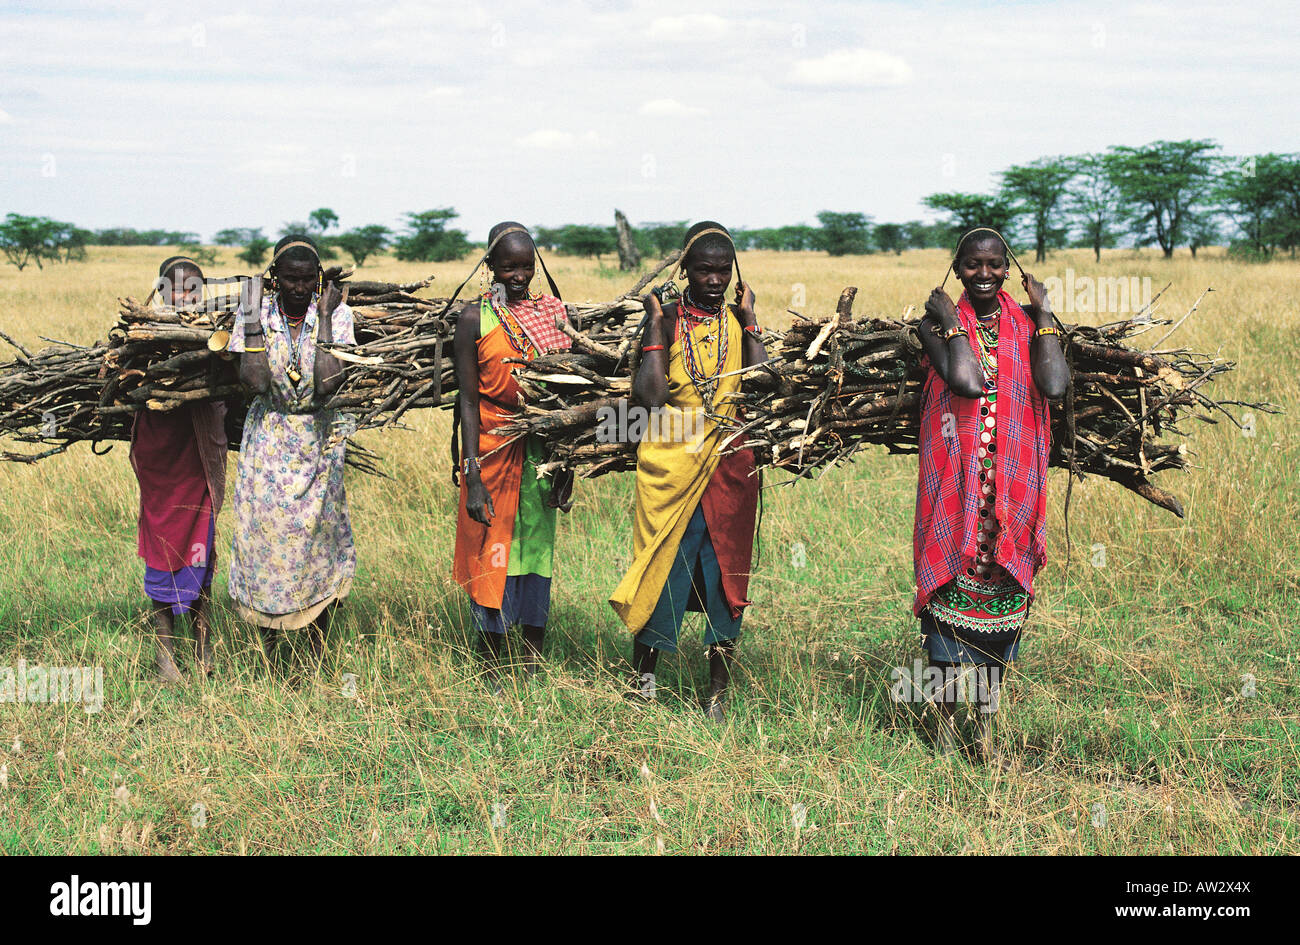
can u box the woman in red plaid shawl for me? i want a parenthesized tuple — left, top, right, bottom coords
(453, 222, 574, 693)
(914, 228, 1068, 757)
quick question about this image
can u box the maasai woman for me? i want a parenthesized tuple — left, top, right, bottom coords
(130, 256, 228, 682)
(914, 227, 1068, 756)
(453, 222, 574, 692)
(227, 235, 355, 668)
(610, 222, 768, 722)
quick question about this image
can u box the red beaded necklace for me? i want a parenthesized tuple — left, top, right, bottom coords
(678, 295, 728, 396)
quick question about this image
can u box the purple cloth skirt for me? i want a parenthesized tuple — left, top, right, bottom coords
(144, 517, 216, 615)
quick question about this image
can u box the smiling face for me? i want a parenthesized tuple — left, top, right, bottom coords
(954, 236, 1009, 306)
(275, 257, 319, 313)
(683, 244, 734, 309)
(490, 236, 536, 302)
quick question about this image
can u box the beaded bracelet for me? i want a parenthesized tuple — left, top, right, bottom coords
(242, 346, 266, 353)
(1035, 325, 1060, 337)
(642, 344, 665, 353)
(743, 324, 762, 336)
(941, 325, 968, 341)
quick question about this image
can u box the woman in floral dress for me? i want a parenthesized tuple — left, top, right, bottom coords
(227, 235, 355, 667)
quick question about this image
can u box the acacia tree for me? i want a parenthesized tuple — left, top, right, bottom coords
(213, 227, 258, 247)
(874, 223, 906, 254)
(815, 211, 873, 256)
(308, 208, 339, 235)
(1001, 157, 1074, 262)
(638, 221, 688, 256)
(921, 193, 1016, 245)
(1065, 153, 1124, 262)
(236, 230, 272, 268)
(1184, 212, 1221, 259)
(0, 214, 76, 270)
(901, 220, 948, 249)
(556, 225, 617, 259)
(1215, 153, 1300, 257)
(393, 208, 471, 262)
(1106, 139, 1220, 257)
(1266, 156, 1300, 256)
(333, 225, 390, 267)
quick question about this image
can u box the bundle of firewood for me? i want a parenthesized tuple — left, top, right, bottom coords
(0, 276, 443, 469)
(0, 257, 1272, 516)
(0, 264, 657, 466)
(495, 286, 1276, 518)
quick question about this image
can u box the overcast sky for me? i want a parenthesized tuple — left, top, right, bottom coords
(1, 0, 1297, 240)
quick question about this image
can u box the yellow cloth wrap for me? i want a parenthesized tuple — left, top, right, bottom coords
(609, 306, 746, 632)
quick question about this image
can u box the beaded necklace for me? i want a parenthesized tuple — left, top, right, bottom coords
(678, 296, 728, 397)
(488, 292, 540, 359)
(972, 302, 1000, 383)
(278, 294, 314, 385)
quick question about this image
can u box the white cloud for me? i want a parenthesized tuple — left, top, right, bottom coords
(786, 49, 913, 88)
(0, 109, 13, 125)
(513, 129, 606, 150)
(426, 85, 464, 98)
(638, 98, 707, 118)
(208, 13, 264, 31)
(230, 157, 310, 176)
(647, 13, 727, 42)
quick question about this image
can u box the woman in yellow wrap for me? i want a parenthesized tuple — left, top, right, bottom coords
(610, 222, 768, 722)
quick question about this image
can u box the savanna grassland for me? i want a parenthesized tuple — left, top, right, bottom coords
(0, 245, 1295, 854)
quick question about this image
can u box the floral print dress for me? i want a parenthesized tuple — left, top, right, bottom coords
(227, 292, 357, 629)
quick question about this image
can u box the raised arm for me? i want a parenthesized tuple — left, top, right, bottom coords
(237, 275, 271, 394)
(917, 288, 984, 399)
(734, 281, 769, 369)
(313, 274, 347, 400)
(1022, 274, 1069, 402)
(632, 294, 673, 409)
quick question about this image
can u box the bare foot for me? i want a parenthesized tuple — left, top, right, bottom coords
(194, 634, 214, 677)
(521, 651, 541, 680)
(936, 717, 960, 757)
(622, 672, 656, 707)
(703, 691, 726, 724)
(521, 627, 544, 679)
(156, 651, 184, 684)
(977, 716, 1011, 768)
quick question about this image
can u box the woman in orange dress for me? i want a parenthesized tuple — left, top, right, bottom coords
(453, 222, 573, 692)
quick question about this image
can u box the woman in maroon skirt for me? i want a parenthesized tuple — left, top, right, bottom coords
(129, 256, 228, 681)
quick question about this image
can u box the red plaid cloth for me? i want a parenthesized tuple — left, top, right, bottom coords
(501, 293, 571, 355)
(913, 290, 1050, 616)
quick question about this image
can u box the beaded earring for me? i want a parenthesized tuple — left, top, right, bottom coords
(316, 269, 323, 300)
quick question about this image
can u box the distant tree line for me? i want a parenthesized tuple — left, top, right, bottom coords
(211, 207, 470, 268)
(5, 139, 1299, 271)
(534, 140, 1300, 264)
(922, 140, 1300, 262)
(0, 214, 92, 270)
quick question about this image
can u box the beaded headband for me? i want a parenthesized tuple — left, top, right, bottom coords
(267, 239, 320, 271)
(159, 255, 199, 273)
(146, 256, 204, 306)
(679, 225, 743, 284)
(940, 226, 1025, 289)
(437, 224, 562, 326)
